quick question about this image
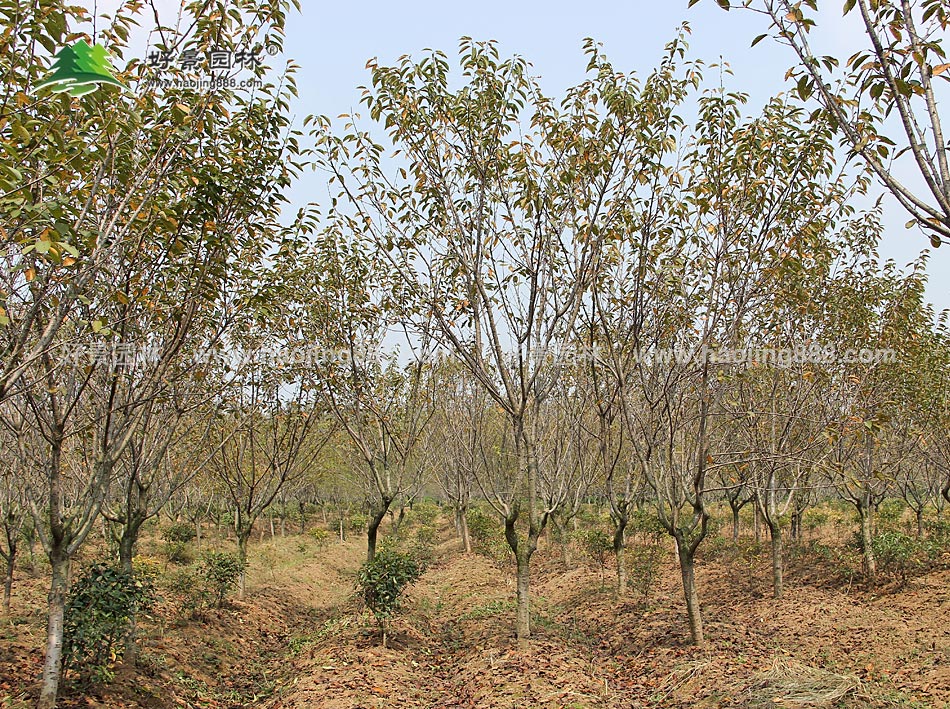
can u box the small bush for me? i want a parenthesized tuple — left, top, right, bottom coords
(465, 507, 511, 566)
(627, 540, 664, 605)
(876, 499, 907, 533)
(348, 513, 369, 533)
(202, 551, 245, 607)
(926, 517, 950, 547)
(162, 523, 197, 565)
(871, 530, 933, 585)
(628, 509, 665, 539)
(803, 508, 829, 532)
(308, 527, 332, 548)
(165, 551, 245, 619)
(63, 563, 155, 684)
(166, 567, 212, 619)
(162, 522, 197, 544)
(357, 545, 423, 645)
(409, 501, 440, 527)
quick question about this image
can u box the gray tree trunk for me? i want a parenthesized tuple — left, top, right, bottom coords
(38, 552, 69, 709)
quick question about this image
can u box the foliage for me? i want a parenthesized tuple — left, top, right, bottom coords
(876, 499, 908, 532)
(165, 551, 245, 619)
(871, 530, 940, 585)
(62, 563, 155, 684)
(347, 513, 369, 533)
(408, 501, 440, 528)
(465, 507, 511, 566)
(308, 527, 332, 548)
(162, 523, 197, 565)
(356, 544, 423, 642)
(628, 509, 666, 539)
(202, 551, 246, 608)
(627, 540, 666, 606)
(580, 528, 613, 571)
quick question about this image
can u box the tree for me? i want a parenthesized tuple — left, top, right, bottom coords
(817, 231, 930, 582)
(314, 35, 699, 646)
(0, 1, 306, 704)
(283, 230, 434, 563)
(209, 348, 332, 596)
(700, 0, 950, 247)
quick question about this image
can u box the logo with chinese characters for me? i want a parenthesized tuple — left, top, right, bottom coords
(143, 46, 271, 91)
(33, 40, 127, 96)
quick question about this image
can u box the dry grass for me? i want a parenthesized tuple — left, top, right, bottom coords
(747, 656, 862, 707)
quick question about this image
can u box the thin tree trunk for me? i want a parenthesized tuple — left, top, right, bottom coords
(613, 519, 627, 594)
(731, 505, 740, 541)
(459, 507, 471, 553)
(675, 538, 704, 647)
(38, 551, 69, 709)
(916, 507, 924, 539)
(860, 504, 876, 582)
(769, 521, 783, 598)
(2, 548, 14, 615)
(515, 549, 531, 648)
(366, 505, 388, 562)
(237, 533, 250, 599)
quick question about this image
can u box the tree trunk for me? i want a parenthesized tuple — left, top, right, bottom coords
(675, 537, 704, 647)
(731, 505, 740, 541)
(459, 507, 472, 553)
(753, 504, 761, 543)
(515, 549, 531, 648)
(612, 519, 627, 594)
(859, 504, 876, 582)
(916, 507, 924, 539)
(768, 521, 783, 598)
(2, 547, 14, 615)
(38, 551, 69, 709)
(366, 505, 389, 563)
(237, 533, 250, 599)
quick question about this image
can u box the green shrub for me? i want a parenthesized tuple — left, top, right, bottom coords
(803, 508, 829, 532)
(871, 530, 933, 585)
(162, 522, 197, 565)
(628, 509, 665, 539)
(465, 507, 511, 566)
(356, 545, 423, 645)
(627, 540, 665, 605)
(63, 563, 155, 684)
(410, 500, 440, 527)
(410, 524, 438, 567)
(308, 527, 332, 548)
(926, 517, 950, 547)
(347, 513, 368, 533)
(202, 551, 245, 607)
(581, 528, 612, 566)
(876, 499, 907, 532)
(166, 567, 212, 619)
(162, 522, 196, 544)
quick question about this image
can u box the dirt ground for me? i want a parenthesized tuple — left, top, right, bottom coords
(1, 522, 948, 709)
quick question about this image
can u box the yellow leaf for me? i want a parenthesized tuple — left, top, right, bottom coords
(933, 63, 950, 76)
(25, 267, 35, 281)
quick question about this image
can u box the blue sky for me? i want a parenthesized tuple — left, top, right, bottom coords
(92, 0, 949, 313)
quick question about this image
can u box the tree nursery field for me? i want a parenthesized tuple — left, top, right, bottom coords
(1, 506, 949, 708)
(4, 1, 950, 707)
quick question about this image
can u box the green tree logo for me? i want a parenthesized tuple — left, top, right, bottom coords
(33, 40, 127, 96)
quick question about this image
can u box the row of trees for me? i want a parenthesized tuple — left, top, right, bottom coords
(1, 1, 949, 704)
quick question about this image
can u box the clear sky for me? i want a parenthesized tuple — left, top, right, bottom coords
(90, 0, 950, 313)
